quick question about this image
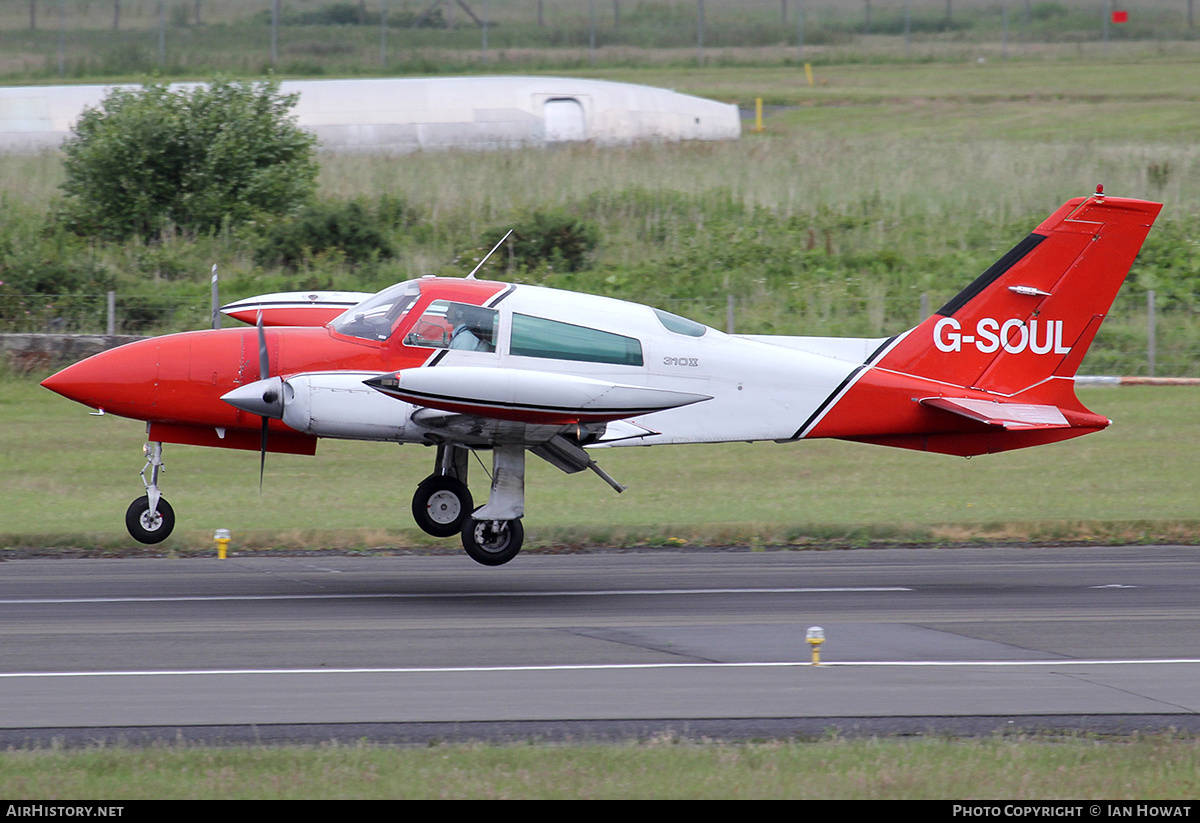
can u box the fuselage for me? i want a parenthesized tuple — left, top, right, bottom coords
(42, 276, 898, 452)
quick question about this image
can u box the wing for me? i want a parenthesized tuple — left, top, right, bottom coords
(221, 291, 372, 327)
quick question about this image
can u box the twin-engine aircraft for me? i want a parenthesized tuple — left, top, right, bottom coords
(42, 189, 1161, 565)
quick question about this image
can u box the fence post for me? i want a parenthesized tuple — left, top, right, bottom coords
(380, 0, 388, 68)
(1147, 289, 1156, 376)
(107, 291, 116, 336)
(726, 294, 735, 334)
(589, 0, 596, 62)
(797, 0, 804, 60)
(211, 265, 220, 330)
(271, 0, 280, 67)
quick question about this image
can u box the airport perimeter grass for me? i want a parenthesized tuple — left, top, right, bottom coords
(3, 376, 1198, 552)
(3, 27, 1200, 798)
(3, 734, 1200, 799)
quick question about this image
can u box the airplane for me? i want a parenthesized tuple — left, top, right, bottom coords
(41, 187, 1161, 566)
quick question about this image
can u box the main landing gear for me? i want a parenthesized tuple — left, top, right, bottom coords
(126, 441, 175, 544)
(412, 443, 527, 566)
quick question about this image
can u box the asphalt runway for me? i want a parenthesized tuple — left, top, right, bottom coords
(1, 546, 1198, 746)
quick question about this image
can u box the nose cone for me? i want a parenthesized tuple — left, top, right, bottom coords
(41, 330, 255, 427)
(41, 340, 159, 415)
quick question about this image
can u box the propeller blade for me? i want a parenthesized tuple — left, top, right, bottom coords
(256, 310, 269, 490)
(256, 311, 269, 381)
(260, 416, 269, 492)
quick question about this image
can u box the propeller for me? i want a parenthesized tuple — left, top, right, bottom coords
(218, 314, 287, 491)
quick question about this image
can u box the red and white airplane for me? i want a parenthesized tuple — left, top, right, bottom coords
(42, 188, 1161, 565)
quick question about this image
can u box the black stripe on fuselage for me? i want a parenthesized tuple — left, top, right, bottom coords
(787, 333, 900, 441)
(935, 232, 1047, 317)
(485, 284, 516, 308)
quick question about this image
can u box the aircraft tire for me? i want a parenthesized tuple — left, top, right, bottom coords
(412, 475, 473, 537)
(125, 495, 175, 544)
(461, 516, 523, 566)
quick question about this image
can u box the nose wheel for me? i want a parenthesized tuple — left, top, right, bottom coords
(126, 495, 176, 544)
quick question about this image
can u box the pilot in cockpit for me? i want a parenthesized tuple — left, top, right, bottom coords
(447, 303, 495, 352)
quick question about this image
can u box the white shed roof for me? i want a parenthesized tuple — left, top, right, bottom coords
(0, 76, 740, 153)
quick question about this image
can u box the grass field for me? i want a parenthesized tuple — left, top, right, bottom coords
(3, 734, 1200, 799)
(4, 377, 1198, 551)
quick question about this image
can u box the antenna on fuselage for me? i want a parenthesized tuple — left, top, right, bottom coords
(466, 229, 513, 280)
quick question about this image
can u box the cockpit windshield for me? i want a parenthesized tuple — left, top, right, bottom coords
(330, 281, 422, 341)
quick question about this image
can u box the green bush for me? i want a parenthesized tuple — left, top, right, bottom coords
(252, 196, 415, 270)
(59, 79, 318, 241)
(475, 211, 600, 277)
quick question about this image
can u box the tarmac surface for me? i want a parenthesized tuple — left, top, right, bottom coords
(1, 545, 1197, 746)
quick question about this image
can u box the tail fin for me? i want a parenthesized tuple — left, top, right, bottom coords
(879, 189, 1161, 395)
(804, 189, 1161, 456)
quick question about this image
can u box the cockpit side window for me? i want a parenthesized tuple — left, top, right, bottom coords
(653, 308, 708, 337)
(403, 300, 498, 353)
(331, 282, 421, 341)
(510, 313, 643, 366)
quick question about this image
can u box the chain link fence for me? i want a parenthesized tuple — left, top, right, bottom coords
(4, 1, 1197, 78)
(5, 287, 1196, 376)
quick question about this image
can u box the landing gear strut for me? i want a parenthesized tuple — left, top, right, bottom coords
(127, 441, 175, 544)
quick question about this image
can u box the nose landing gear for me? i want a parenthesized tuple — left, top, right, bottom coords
(126, 441, 175, 544)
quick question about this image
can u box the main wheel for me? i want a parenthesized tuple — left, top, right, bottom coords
(412, 475, 473, 537)
(461, 516, 524, 566)
(125, 495, 175, 544)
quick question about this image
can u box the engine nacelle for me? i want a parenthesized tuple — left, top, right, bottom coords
(282, 372, 412, 441)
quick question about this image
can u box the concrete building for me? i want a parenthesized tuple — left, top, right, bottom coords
(0, 76, 740, 153)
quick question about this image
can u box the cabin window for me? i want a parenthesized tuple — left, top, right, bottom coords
(653, 308, 708, 338)
(403, 300, 498, 353)
(510, 313, 643, 366)
(331, 281, 420, 341)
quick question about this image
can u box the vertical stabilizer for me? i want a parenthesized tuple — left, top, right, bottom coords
(876, 190, 1161, 396)
(803, 190, 1162, 455)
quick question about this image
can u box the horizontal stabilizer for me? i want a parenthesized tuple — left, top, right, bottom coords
(919, 397, 1069, 430)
